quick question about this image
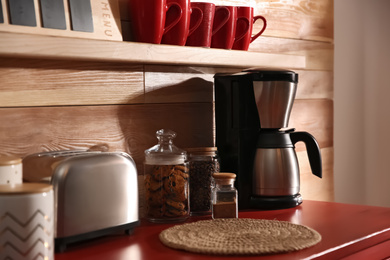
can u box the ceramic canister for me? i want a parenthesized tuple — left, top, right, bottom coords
(0, 183, 54, 260)
(0, 156, 23, 185)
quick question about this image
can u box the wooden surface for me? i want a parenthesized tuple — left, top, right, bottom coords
(0, 0, 334, 205)
(0, 32, 305, 69)
(0, 0, 122, 41)
(0, 61, 332, 107)
(54, 201, 390, 260)
(249, 36, 334, 71)
(254, 0, 334, 42)
(0, 58, 144, 106)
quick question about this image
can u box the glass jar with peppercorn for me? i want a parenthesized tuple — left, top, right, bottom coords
(144, 129, 189, 223)
(187, 147, 220, 216)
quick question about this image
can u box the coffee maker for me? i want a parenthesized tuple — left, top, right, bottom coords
(214, 69, 322, 210)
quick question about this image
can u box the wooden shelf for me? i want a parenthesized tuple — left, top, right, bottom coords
(0, 32, 305, 69)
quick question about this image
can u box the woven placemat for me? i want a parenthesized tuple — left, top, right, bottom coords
(159, 218, 321, 255)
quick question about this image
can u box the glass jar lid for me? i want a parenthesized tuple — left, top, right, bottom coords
(145, 129, 187, 165)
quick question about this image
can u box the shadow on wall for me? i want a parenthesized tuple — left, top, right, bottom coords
(144, 77, 214, 103)
(117, 76, 215, 173)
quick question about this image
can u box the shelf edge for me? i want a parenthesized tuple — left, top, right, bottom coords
(0, 32, 306, 69)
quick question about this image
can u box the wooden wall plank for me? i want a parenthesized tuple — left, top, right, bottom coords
(0, 62, 332, 107)
(0, 58, 144, 107)
(255, 0, 333, 42)
(290, 99, 334, 151)
(0, 103, 214, 172)
(296, 70, 333, 99)
(249, 37, 334, 71)
(299, 147, 334, 202)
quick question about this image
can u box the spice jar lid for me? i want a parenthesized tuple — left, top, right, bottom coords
(213, 172, 236, 179)
(0, 156, 22, 166)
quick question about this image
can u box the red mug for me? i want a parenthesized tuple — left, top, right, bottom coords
(129, 0, 183, 44)
(161, 0, 191, 46)
(185, 2, 215, 48)
(232, 6, 267, 51)
(211, 6, 237, 49)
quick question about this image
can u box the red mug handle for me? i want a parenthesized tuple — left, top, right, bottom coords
(164, 2, 183, 35)
(250, 15, 267, 43)
(234, 17, 250, 42)
(188, 7, 203, 36)
(212, 6, 231, 35)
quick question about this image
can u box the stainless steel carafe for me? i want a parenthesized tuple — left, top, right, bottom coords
(253, 130, 322, 197)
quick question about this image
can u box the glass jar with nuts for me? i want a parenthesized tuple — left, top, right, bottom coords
(144, 129, 189, 223)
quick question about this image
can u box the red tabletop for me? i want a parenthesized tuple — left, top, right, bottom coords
(55, 200, 390, 260)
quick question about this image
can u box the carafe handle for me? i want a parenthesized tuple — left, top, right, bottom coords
(290, 131, 322, 178)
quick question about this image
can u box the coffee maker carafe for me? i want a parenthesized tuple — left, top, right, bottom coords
(214, 69, 322, 209)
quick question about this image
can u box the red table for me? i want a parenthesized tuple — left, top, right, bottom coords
(55, 200, 390, 260)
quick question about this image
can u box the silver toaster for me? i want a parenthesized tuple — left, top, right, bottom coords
(22, 150, 139, 252)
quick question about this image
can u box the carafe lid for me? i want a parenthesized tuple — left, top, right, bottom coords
(256, 129, 295, 148)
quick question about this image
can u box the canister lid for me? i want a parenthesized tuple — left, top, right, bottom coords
(213, 172, 236, 179)
(0, 156, 22, 166)
(145, 129, 187, 165)
(0, 183, 52, 194)
(186, 147, 218, 156)
(187, 147, 217, 152)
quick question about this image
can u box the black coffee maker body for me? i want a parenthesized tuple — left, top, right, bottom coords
(214, 70, 322, 210)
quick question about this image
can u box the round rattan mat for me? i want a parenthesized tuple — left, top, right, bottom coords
(159, 218, 321, 255)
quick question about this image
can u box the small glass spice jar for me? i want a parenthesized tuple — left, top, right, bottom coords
(211, 172, 238, 219)
(144, 129, 189, 223)
(187, 147, 220, 215)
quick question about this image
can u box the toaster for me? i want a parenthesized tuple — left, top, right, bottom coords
(22, 150, 139, 252)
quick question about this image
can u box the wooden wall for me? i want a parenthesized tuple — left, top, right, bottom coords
(0, 0, 334, 210)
